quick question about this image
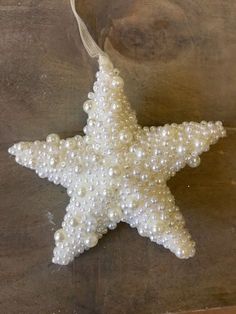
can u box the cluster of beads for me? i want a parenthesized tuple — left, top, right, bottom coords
(9, 55, 226, 265)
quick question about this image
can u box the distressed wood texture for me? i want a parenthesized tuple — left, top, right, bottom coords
(0, 1, 236, 313)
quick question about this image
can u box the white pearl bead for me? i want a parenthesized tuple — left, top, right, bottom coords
(83, 100, 94, 113)
(54, 229, 66, 242)
(77, 187, 86, 197)
(84, 233, 98, 248)
(111, 77, 124, 88)
(108, 207, 122, 223)
(46, 134, 60, 144)
(71, 215, 81, 227)
(188, 156, 201, 168)
(119, 130, 133, 143)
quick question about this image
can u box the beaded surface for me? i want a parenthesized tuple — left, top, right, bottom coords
(9, 55, 226, 265)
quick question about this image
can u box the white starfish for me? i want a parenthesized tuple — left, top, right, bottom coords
(9, 55, 226, 265)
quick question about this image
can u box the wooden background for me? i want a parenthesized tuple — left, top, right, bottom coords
(0, 0, 236, 313)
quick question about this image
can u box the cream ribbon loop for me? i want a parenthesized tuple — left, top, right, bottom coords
(70, 0, 106, 58)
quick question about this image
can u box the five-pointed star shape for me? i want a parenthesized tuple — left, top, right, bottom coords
(9, 55, 226, 265)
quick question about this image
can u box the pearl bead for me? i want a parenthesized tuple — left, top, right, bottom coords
(188, 156, 201, 168)
(46, 134, 60, 144)
(83, 100, 93, 113)
(84, 233, 98, 248)
(119, 130, 133, 143)
(71, 215, 81, 227)
(108, 167, 120, 177)
(77, 187, 86, 197)
(54, 229, 66, 242)
(108, 207, 122, 223)
(136, 147, 145, 158)
(111, 77, 124, 89)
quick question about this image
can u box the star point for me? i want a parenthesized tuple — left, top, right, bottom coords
(9, 55, 226, 265)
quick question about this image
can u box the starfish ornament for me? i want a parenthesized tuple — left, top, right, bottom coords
(9, 54, 225, 265)
(9, 0, 226, 265)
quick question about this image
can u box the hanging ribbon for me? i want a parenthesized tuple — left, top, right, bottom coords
(70, 0, 106, 58)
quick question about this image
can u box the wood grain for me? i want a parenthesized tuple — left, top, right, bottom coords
(0, 1, 236, 313)
(180, 306, 236, 314)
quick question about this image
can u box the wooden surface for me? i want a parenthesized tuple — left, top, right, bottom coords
(0, 1, 236, 313)
(181, 306, 236, 314)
